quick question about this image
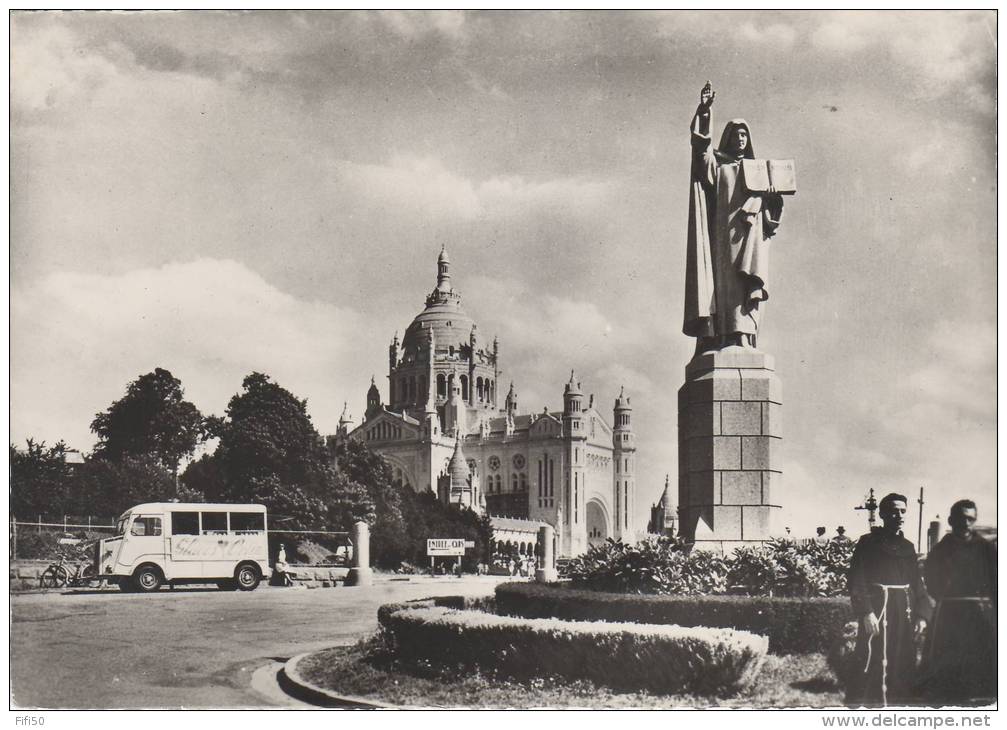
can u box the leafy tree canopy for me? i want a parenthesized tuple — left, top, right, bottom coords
(10, 439, 72, 518)
(91, 368, 209, 476)
(213, 373, 331, 493)
(72, 454, 184, 518)
(183, 373, 374, 531)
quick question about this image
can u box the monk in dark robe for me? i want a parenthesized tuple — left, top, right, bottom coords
(847, 493, 932, 707)
(919, 500, 997, 705)
(683, 82, 784, 352)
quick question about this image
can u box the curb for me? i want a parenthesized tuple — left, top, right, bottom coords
(280, 649, 411, 709)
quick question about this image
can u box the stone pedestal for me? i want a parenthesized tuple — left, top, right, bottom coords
(535, 524, 558, 583)
(677, 346, 782, 552)
(345, 521, 373, 587)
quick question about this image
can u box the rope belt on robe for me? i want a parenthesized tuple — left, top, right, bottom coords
(927, 596, 994, 665)
(864, 583, 912, 707)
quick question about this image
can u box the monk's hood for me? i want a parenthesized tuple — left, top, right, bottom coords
(717, 119, 755, 160)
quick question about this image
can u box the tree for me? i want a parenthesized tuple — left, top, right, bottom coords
(91, 368, 210, 481)
(212, 373, 331, 495)
(179, 373, 494, 570)
(329, 437, 494, 569)
(183, 373, 373, 531)
(332, 438, 408, 567)
(10, 439, 72, 519)
(70, 454, 180, 518)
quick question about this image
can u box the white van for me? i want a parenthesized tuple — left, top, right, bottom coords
(96, 503, 271, 592)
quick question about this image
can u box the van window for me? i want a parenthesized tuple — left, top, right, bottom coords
(171, 511, 199, 536)
(130, 516, 162, 537)
(201, 511, 228, 534)
(230, 512, 265, 533)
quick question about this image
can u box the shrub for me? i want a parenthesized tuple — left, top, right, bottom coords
(565, 537, 729, 595)
(733, 539, 853, 597)
(495, 582, 854, 655)
(378, 603, 767, 697)
(566, 537, 854, 598)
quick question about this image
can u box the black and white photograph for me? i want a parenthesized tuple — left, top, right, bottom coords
(8, 9, 997, 714)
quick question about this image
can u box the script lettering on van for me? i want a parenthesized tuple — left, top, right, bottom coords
(171, 536, 256, 559)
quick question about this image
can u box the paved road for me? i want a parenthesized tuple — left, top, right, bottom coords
(11, 577, 508, 709)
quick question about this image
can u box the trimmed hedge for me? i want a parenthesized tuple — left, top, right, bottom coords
(495, 582, 854, 655)
(376, 595, 490, 625)
(378, 603, 768, 697)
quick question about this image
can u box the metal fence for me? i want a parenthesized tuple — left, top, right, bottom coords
(11, 516, 118, 534)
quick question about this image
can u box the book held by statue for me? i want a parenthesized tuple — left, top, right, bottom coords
(742, 159, 797, 194)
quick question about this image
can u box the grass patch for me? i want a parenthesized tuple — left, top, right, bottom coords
(297, 635, 844, 709)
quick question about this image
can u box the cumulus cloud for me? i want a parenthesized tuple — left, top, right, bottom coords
(377, 10, 467, 40)
(738, 21, 797, 47)
(897, 318, 995, 419)
(337, 155, 613, 223)
(11, 259, 371, 451)
(811, 11, 994, 105)
(810, 17, 871, 52)
(11, 24, 125, 113)
(339, 156, 482, 220)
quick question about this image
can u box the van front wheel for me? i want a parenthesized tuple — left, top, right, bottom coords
(235, 564, 260, 591)
(133, 566, 163, 592)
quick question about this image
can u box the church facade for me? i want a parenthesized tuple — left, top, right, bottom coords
(334, 248, 640, 558)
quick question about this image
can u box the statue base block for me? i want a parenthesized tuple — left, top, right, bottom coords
(677, 346, 782, 552)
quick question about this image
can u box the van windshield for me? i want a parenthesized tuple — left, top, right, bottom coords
(115, 514, 131, 536)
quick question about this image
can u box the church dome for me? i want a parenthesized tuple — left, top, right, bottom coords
(400, 246, 478, 356)
(402, 301, 476, 355)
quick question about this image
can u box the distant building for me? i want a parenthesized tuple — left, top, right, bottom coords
(332, 248, 641, 558)
(647, 475, 677, 537)
(63, 450, 85, 467)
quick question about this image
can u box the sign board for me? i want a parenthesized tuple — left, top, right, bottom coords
(427, 538, 467, 556)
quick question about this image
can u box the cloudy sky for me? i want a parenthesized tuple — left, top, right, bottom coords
(11, 10, 996, 535)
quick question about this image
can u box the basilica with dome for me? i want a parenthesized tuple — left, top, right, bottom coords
(333, 247, 640, 558)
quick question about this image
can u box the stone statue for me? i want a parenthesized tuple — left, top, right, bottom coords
(683, 82, 789, 352)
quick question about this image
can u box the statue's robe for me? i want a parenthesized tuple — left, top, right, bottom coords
(846, 530, 932, 706)
(683, 111, 783, 339)
(919, 533, 997, 704)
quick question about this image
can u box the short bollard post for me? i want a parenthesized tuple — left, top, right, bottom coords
(345, 521, 373, 587)
(535, 524, 558, 583)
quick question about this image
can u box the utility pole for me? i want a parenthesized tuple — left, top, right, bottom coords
(855, 488, 878, 529)
(917, 487, 925, 553)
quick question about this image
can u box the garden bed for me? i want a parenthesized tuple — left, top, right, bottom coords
(296, 638, 844, 709)
(379, 603, 768, 696)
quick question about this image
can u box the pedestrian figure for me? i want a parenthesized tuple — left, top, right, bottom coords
(275, 543, 293, 586)
(846, 493, 931, 707)
(918, 499, 997, 705)
(833, 526, 852, 544)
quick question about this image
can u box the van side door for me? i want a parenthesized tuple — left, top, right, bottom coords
(117, 514, 166, 573)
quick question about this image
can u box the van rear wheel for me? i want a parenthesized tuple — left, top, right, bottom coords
(235, 564, 260, 591)
(133, 565, 162, 592)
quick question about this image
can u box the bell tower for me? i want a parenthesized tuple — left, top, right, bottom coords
(613, 386, 635, 540)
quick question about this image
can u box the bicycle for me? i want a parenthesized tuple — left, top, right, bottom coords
(39, 546, 98, 589)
